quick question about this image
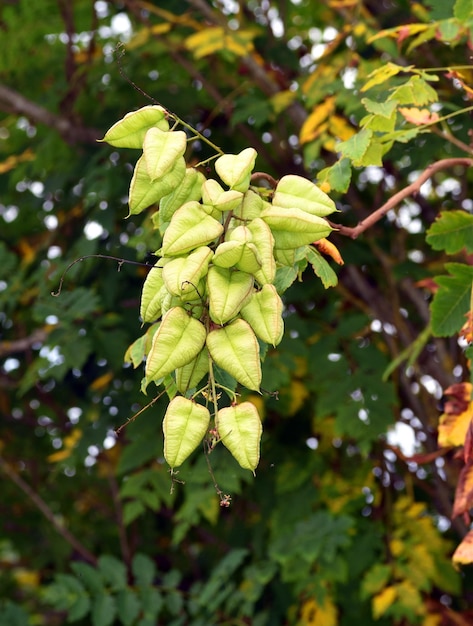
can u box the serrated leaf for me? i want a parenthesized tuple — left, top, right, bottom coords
(240, 285, 284, 346)
(163, 396, 210, 468)
(161, 201, 224, 256)
(129, 155, 186, 216)
(132, 554, 156, 588)
(426, 210, 473, 254)
(361, 63, 407, 92)
(92, 593, 116, 626)
(70, 562, 104, 594)
(454, 0, 473, 21)
(217, 402, 262, 472)
(388, 75, 438, 106)
(145, 307, 207, 381)
(97, 555, 127, 592)
(207, 266, 254, 325)
(143, 128, 187, 181)
(306, 246, 338, 288)
(317, 158, 352, 193)
(337, 128, 372, 163)
(273, 175, 337, 217)
(431, 263, 473, 337)
(207, 319, 261, 391)
(100, 106, 169, 148)
(215, 148, 257, 192)
(361, 98, 398, 117)
(116, 589, 141, 626)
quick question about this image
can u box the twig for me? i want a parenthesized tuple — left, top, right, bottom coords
(0, 83, 100, 144)
(0, 328, 49, 357)
(330, 158, 473, 239)
(0, 455, 97, 565)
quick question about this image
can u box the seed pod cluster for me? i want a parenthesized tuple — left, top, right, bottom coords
(103, 107, 339, 472)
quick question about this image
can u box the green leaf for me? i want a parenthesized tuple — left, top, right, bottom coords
(361, 98, 398, 117)
(91, 593, 116, 626)
(70, 562, 104, 594)
(143, 128, 187, 181)
(337, 128, 372, 163)
(431, 263, 473, 336)
(145, 307, 207, 381)
(305, 247, 338, 288)
(132, 554, 157, 588)
(426, 210, 473, 254)
(98, 555, 127, 592)
(217, 402, 262, 472)
(163, 396, 210, 468)
(454, 0, 473, 22)
(317, 158, 352, 193)
(197, 548, 249, 609)
(100, 106, 169, 148)
(389, 75, 438, 105)
(116, 589, 141, 626)
(206, 319, 261, 391)
(129, 155, 186, 215)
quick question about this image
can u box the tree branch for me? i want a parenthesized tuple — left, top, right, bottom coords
(0, 83, 101, 144)
(330, 158, 473, 239)
(0, 328, 48, 358)
(0, 454, 97, 565)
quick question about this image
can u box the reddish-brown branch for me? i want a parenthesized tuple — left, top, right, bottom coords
(330, 158, 473, 239)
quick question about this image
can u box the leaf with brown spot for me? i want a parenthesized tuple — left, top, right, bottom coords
(452, 461, 473, 518)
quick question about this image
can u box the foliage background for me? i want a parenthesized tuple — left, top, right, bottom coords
(1, 0, 473, 624)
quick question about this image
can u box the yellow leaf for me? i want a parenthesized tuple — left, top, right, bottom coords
(398, 107, 439, 125)
(90, 371, 114, 392)
(271, 90, 297, 115)
(361, 63, 413, 92)
(300, 596, 338, 626)
(300, 96, 336, 144)
(438, 383, 473, 447)
(47, 428, 82, 463)
(372, 586, 397, 619)
(0, 148, 35, 174)
(185, 26, 256, 59)
(13, 568, 40, 588)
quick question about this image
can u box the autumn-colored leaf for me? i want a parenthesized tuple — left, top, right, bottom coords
(460, 311, 473, 344)
(398, 106, 439, 125)
(438, 383, 473, 448)
(313, 238, 344, 265)
(452, 528, 473, 566)
(300, 96, 336, 144)
(452, 461, 473, 518)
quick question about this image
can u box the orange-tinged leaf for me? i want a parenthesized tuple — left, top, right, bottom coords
(398, 107, 439, 125)
(314, 238, 344, 265)
(453, 528, 473, 566)
(452, 461, 473, 518)
(300, 96, 336, 144)
(460, 311, 473, 344)
(438, 383, 473, 447)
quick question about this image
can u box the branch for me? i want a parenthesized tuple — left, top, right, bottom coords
(0, 328, 48, 357)
(330, 158, 473, 239)
(0, 454, 97, 565)
(0, 83, 101, 144)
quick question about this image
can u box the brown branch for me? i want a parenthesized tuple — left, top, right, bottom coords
(0, 454, 97, 565)
(330, 158, 473, 239)
(0, 83, 101, 144)
(0, 328, 48, 358)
